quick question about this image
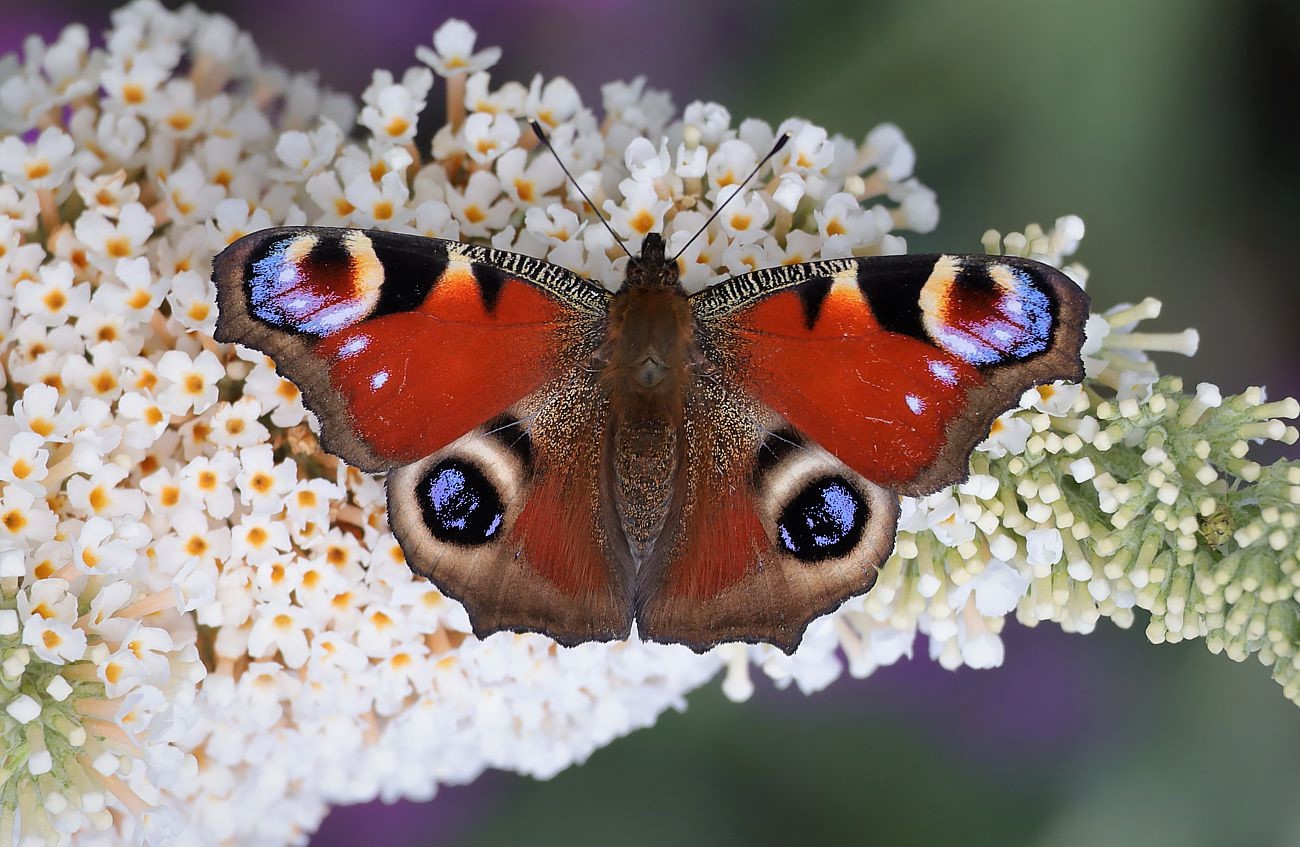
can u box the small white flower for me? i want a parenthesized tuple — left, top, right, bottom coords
(526, 74, 581, 129)
(209, 397, 269, 449)
(165, 269, 218, 333)
(0, 431, 49, 491)
(360, 67, 433, 146)
(72, 516, 142, 574)
(205, 196, 273, 248)
(100, 50, 172, 111)
(147, 77, 206, 138)
(465, 71, 526, 116)
(713, 186, 770, 244)
(115, 389, 170, 449)
(80, 109, 148, 165)
(496, 147, 564, 206)
(62, 339, 128, 401)
(73, 202, 155, 264)
(66, 463, 145, 520)
(778, 230, 824, 265)
(231, 513, 291, 565)
(156, 349, 224, 415)
(1024, 527, 1064, 576)
(955, 604, 1005, 670)
(273, 121, 344, 181)
(0, 126, 76, 190)
(75, 169, 141, 217)
(160, 160, 226, 223)
(462, 112, 520, 164)
(242, 357, 307, 428)
(284, 477, 341, 534)
(895, 180, 939, 233)
(624, 137, 672, 182)
(524, 203, 584, 247)
(668, 144, 705, 184)
(446, 170, 512, 236)
(22, 613, 87, 664)
(11, 383, 72, 442)
(0, 485, 58, 545)
(861, 123, 916, 182)
(707, 139, 757, 189)
(949, 559, 1030, 617)
(814, 192, 872, 254)
(344, 170, 412, 227)
(305, 170, 358, 225)
(780, 121, 833, 173)
(602, 76, 675, 134)
(14, 261, 90, 327)
(1023, 382, 1082, 416)
(247, 604, 311, 669)
(606, 179, 672, 242)
(417, 19, 501, 76)
(179, 452, 239, 520)
(410, 199, 461, 241)
(17, 579, 78, 625)
(683, 101, 732, 147)
(980, 413, 1032, 457)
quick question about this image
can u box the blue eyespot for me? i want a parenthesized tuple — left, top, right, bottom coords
(777, 476, 867, 562)
(418, 459, 505, 547)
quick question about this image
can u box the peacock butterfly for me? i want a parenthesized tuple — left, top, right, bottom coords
(212, 127, 1088, 653)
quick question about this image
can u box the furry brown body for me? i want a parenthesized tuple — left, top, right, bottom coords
(596, 234, 693, 570)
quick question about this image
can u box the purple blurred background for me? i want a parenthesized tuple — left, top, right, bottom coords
(5, 2, 1299, 845)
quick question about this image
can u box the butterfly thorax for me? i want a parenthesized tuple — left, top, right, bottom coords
(600, 234, 693, 421)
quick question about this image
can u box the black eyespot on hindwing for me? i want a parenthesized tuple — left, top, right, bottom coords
(776, 475, 867, 562)
(417, 458, 505, 547)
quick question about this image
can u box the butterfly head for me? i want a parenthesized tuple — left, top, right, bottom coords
(625, 233, 680, 290)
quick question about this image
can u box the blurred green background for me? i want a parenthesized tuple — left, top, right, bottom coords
(5, 1, 1299, 844)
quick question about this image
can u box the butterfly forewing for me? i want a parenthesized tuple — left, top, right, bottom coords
(213, 227, 609, 469)
(689, 253, 1089, 495)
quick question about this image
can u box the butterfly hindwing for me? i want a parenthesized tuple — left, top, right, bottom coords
(690, 253, 1089, 495)
(387, 390, 633, 645)
(634, 395, 898, 652)
(213, 226, 609, 471)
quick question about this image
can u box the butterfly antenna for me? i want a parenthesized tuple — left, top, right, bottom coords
(530, 120, 633, 259)
(670, 132, 791, 262)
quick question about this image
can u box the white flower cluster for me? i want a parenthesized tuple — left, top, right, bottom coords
(0, 3, 1296, 846)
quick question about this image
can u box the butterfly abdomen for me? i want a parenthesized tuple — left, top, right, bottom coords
(594, 282, 700, 573)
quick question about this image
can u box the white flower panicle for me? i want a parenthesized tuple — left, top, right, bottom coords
(0, 4, 1296, 846)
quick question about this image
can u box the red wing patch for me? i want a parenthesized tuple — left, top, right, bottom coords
(315, 273, 568, 465)
(733, 274, 984, 490)
(509, 459, 610, 597)
(655, 477, 767, 602)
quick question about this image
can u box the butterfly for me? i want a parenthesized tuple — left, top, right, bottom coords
(212, 128, 1088, 653)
